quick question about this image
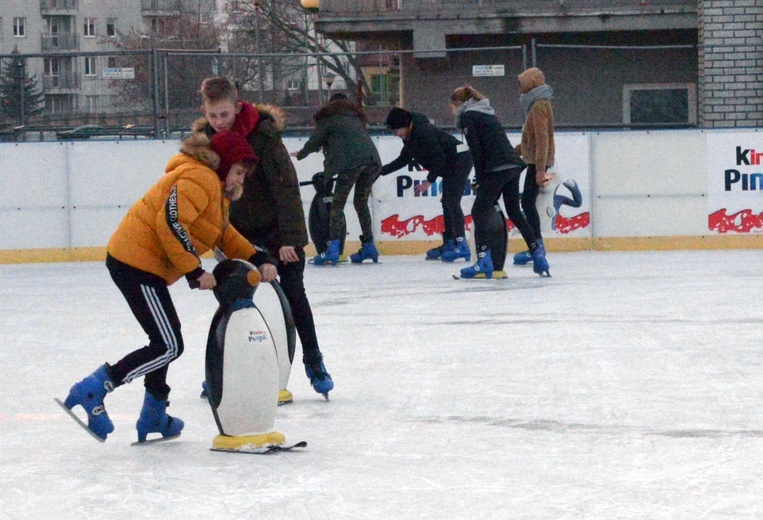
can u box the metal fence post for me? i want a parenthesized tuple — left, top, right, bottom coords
(152, 48, 161, 139)
(16, 57, 26, 128)
(163, 51, 170, 137)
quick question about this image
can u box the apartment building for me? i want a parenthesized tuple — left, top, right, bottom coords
(314, 0, 763, 129)
(0, 0, 215, 121)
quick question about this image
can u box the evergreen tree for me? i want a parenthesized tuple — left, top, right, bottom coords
(0, 54, 44, 125)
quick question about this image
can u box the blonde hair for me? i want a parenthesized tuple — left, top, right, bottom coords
(200, 77, 238, 104)
(450, 85, 485, 104)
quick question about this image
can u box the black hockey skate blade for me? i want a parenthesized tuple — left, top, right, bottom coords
(130, 434, 181, 447)
(210, 440, 308, 455)
(54, 397, 106, 443)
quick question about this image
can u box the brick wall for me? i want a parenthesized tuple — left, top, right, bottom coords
(698, 0, 763, 128)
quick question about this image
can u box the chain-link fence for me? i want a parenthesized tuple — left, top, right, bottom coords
(1, 40, 698, 142)
(0, 50, 159, 141)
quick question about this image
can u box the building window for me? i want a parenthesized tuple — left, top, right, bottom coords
(287, 79, 300, 91)
(44, 57, 60, 78)
(151, 18, 172, 34)
(13, 17, 25, 37)
(106, 18, 116, 36)
(84, 56, 97, 77)
(370, 74, 389, 104)
(623, 83, 697, 126)
(86, 96, 98, 113)
(46, 94, 75, 115)
(84, 17, 96, 37)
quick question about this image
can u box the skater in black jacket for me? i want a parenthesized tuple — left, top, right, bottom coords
(449, 86, 549, 278)
(380, 107, 473, 262)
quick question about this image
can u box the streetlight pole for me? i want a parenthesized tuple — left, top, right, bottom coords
(300, 0, 321, 106)
(323, 72, 335, 101)
(16, 58, 25, 128)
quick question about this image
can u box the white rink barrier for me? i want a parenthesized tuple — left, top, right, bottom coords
(0, 128, 761, 263)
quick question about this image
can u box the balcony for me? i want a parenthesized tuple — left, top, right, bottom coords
(316, 0, 698, 46)
(43, 72, 80, 91)
(40, 0, 79, 13)
(319, 0, 696, 15)
(41, 33, 80, 51)
(141, 0, 181, 15)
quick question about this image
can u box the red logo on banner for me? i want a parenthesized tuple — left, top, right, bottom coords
(708, 208, 763, 233)
(380, 212, 590, 237)
(554, 212, 591, 234)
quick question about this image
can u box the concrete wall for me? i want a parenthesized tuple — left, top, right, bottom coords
(402, 31, 699, 129)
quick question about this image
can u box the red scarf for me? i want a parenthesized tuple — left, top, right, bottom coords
(231, 101, 260, 137)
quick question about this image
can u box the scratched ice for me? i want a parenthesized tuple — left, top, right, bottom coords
(0, 250, 761, 519)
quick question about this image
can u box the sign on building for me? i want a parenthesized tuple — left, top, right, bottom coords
(103, 68, 135, 80)
(472, 65, 505, 77)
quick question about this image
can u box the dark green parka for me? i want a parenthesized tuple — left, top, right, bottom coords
(194, 101, 308, 253)
(294, 98, 381, 175)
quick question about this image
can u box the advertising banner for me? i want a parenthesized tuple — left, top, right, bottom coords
(370, 133, 591, 243)
(707, 131, 763, 234)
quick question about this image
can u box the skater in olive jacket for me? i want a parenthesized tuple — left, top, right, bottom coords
(292, 93, 382, 265)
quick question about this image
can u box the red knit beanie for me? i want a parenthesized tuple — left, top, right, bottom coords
(209, 130, 257, 180)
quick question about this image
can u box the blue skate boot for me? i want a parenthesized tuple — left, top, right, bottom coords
(441, 237, 471, 262)
(136, 392, 184, 443)
(313, 239, 340, 266)
(426, 240, 454, 260)
(459, 246, 494, 279)
(200, 381, 208, 399)
(514, 239, 542, 265)
(62, 364, 115, 441)
(305, 357, 334, 399)
(350, 241, 379, 264)
(531, 241, 550, 277)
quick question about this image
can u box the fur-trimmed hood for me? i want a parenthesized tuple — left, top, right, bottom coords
(191, 101, 287, 136)
(172, 131, 219, 171)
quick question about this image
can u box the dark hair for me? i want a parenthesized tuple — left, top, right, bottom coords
(329, 92, 349, 102)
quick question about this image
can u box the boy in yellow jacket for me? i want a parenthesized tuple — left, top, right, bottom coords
(60, 130, 277, 443)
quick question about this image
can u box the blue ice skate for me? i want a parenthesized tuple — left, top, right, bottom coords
(441, 237, 471, 262)
(313, 239, 340, 266)
(514, 239, 543, 266)
(426, 240, 454, 260)
(350, 241, 379, 264)
(136, 392, 184, 443)
(305, 358, 334, 399)
(62, 364, 115, 441)
(532, 243, 550, 277)
(459, 247, 494, 279)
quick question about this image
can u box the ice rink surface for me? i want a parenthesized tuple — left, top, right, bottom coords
(0, 249, 761, 519)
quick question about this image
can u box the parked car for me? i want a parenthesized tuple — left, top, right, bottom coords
(56, 125, 104, 140)
(56, 124, 155, 141)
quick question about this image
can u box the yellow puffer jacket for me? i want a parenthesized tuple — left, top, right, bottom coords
(107, 132, 256, 285)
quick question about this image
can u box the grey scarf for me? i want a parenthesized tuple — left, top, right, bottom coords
(519, 84, 553, 113)
(455, 98, 495, 128)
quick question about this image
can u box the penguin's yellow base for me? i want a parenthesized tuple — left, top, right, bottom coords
(212, 431, 286, 451)
(278, 389, 293, 405)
